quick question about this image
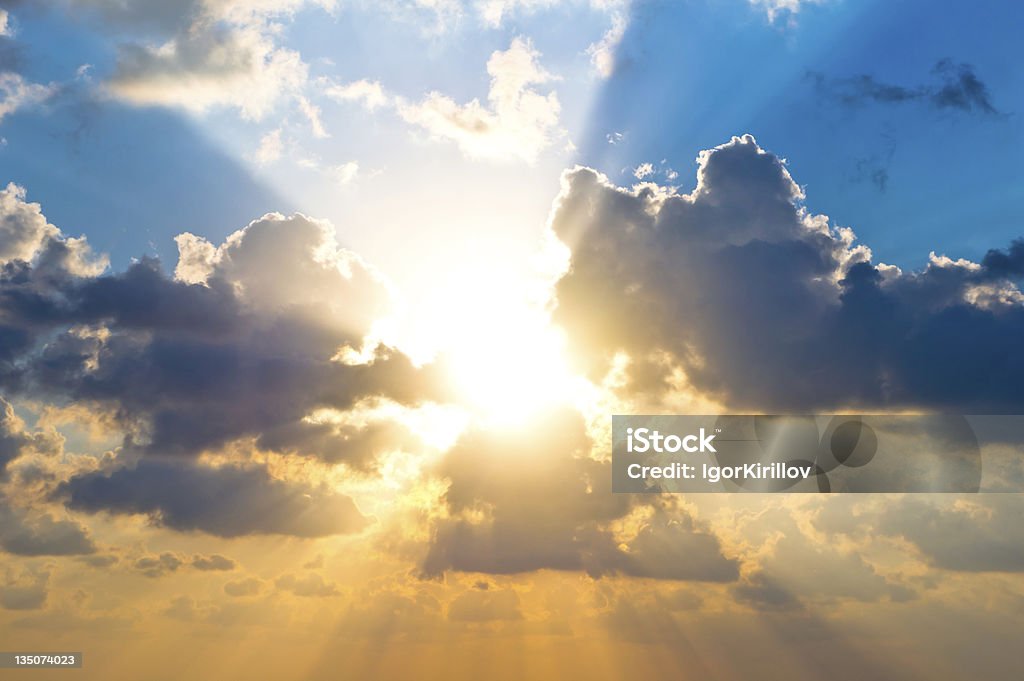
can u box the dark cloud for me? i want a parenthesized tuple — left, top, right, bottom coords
(190, 553, 236, 571)
(0, 188, 450, 541)
(732, 572, 802, 612)
(0, 497, 96, 556)
(0, 193, 444, 467)
(422, 408, 738, 581)
(808, 59, 1000, 115)
(60, 457, 370, 538)
(550, 135, 1024, 411)
(133, 551, 183, 578)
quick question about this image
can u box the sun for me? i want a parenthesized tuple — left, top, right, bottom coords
(393, 268, 590, 428)
(446, 313, 583, 427)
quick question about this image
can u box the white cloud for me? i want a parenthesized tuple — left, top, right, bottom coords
(587, 11, 626, 78)
(397, 37, 561, 162)
(0, 9, 12, 37)
(108, 21, 308, 120)
(254, 128, 284, 165)
(632, 162, 653, 179)
(324, 78, 389, 110)
(297, 95, 328, 137)
(477, 0, 627, 27)
(0, 73, 55, 123)
(0, 182, 107, 276)
(750, 0, 825, 24)
(477, 0, 559, 27)
(329, 161, 360, 185)
(96, 0, 339, 120)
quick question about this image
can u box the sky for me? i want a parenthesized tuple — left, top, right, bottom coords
(1, 1, 1023, 679)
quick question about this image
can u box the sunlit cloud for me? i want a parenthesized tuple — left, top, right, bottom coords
(396, 37, 562, 162)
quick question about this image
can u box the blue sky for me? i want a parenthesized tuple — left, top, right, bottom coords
(0, 0, 1021, 308)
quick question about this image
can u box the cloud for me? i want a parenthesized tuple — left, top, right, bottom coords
(632, 162, 653, 180)
(254, 128, 283, 165)
(808, 60, 1000, 116)
(2, 199, 442, 463)
(0, 182, 106, 276)
(224, 576, 264, 597)
(0, 566, 49, 610)
(191, 553, 237, 571)
(134, 552, 240, 579)
(397, 37, 562, 162)
(587, 11, 626, 78)
(60, 457, 371, 537)
(549, 134, 1024, 411)
(324, 78, 388, 110)
(63, 0, 334, 120)
(750, 0, 825, 25)
(0, 497, 96, 556)
(732, 572, 801, 611)
(297, 95, 328, 138)
(422, 408, 738, 581)
(0, 183, 452, 537)
(0, 72, 54, 122)
(134, 551, 184, 577)
(275, 571, 340, 597)
(477, 0, 626, 27)
(870, 497, 1024, 573)
(107, 21, 307, 119)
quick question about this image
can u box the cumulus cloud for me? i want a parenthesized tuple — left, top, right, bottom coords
(2, 206, 441, 461)
(549, 134, 1024, 411)
(0, 183, 106, 276)
(191, 553, 237, 571)
(397, 37, 562, 162)
(0, 185, 450, 536)
(133, 551, 184, 578)
(422, 408, 738, 581)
